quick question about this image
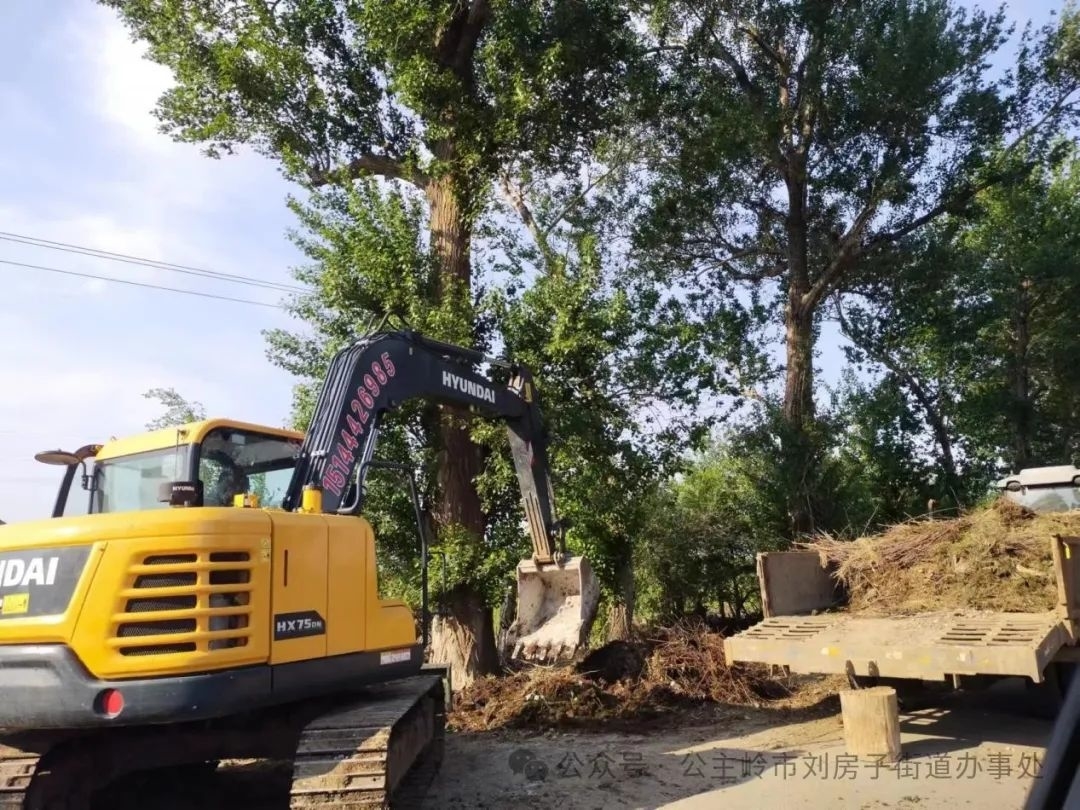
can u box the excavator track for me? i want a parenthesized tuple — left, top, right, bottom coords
(289, 674, 446, 809)
(0, 745, 39, 810)
(0, 672, 447, 810)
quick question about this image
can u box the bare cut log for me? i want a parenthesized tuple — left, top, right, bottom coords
(839, 686, 901, 763)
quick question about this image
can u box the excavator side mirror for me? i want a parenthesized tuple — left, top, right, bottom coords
(34, 450, 81, 466)
(159, 481, 204, 507)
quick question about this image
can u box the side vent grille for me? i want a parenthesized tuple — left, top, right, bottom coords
(112, 550, 253, 658)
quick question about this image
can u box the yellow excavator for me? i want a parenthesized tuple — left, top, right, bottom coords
(0, 327, 599, 809)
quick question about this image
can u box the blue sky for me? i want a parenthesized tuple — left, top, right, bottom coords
(0, 0, 1065, 523)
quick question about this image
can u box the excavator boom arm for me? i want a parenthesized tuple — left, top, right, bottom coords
(282, 329, 561, 565)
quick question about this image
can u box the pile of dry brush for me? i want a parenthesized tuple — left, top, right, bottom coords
(449, 621, 787, 732)
(801, 498, 1080, 615)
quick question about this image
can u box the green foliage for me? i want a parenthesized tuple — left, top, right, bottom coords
(110, 1, 1080, 633)
(263, 180, 465, 597)
(486, 229, 703, 592)
(264, 167, 719, 610)
(826, 370, 943, 522)
(102, 1, 647, 625)
(838, 141, 1080, 500)
(625, 0, 1080, 537)
(99, 0, 638, 199)
(635, 419, 788, 621)
(952, 144, 1080, 469)
(637, 0, 1024, 300)
(142, 387, 206, 430)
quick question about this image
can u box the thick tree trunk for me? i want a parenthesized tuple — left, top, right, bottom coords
(783, 301, 815, 431)
(783, 318, 817, 535)
(782, 172, 815, 538)
(424, 166, 497, 686)
(606, 549, 635, 642)
(1011, 278, 1034, 470)
(430, 586, 499, 687)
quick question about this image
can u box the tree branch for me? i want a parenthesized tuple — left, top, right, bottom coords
(794, 28, 823, 154)
(500, 174, 557, 269)
(868, 86, 1080, 249)
(803, 200, 878, 310)
(436, 0, 491, 81)
(868, 180, 993, 249)
(308, 152, 430, 190)
(456, 0, 492, 72)
(694, 5, 768, 112)
(738, 24, 789, 73)
(681, 247, 785, 283)
(834, 296, 959, 488)
(541, 160, 630, 237)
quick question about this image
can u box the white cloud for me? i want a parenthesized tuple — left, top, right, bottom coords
(89, 15, 176, 152)
(0, 304, 296, 524)
(0, 3, 308, 523)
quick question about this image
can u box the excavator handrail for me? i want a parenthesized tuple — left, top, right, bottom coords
(282, 328, 563, 566)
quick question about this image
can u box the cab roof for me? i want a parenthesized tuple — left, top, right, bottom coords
(94, 418, 304, 461)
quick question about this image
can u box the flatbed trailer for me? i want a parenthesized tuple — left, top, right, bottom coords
(724, 533, 1080, 688)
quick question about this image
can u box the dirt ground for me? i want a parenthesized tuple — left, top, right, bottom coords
(92, 677, 1057, 810)
(428, 700, 1050, 809)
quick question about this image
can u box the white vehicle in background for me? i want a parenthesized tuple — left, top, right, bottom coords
(997, 465, 1080, 514)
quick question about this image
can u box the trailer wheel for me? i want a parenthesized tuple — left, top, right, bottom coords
(1023, 662, 1078, 719)
(1045, 661, 1077, 704)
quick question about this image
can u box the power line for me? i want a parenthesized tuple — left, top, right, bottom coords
(0, 258, 287, 309)
(0, 231, 308, 294)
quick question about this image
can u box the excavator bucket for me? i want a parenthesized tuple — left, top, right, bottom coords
(505, 554, 601, 663)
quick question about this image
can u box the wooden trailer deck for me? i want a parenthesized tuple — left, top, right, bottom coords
(724, 609, 1069, 682)
(724, 535, 1080, 684)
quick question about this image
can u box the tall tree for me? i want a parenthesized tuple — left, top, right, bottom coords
(635, 0, 1080, 536)
(955, 145, 1080, 470)
(841, 143, 1080, 485)
(488, 138, 735, 639)
(486, 215, 717, 640)
(103, 0, 638, 680)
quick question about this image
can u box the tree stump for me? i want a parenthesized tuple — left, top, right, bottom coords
(839, 686, 901, 763)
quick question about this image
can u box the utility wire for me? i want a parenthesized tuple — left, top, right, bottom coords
(0, 258, 286, 309)
(0, 231, 308, 294)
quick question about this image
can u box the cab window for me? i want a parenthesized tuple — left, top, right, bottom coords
(198, 428, 300, 508)
(91, 447, 188, 514)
